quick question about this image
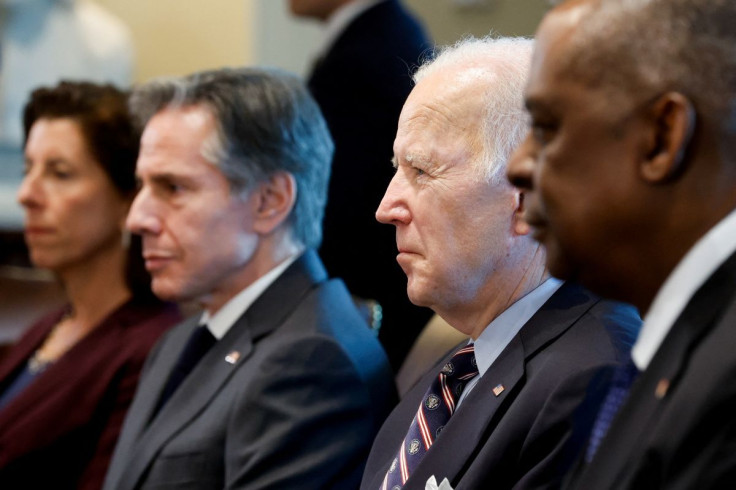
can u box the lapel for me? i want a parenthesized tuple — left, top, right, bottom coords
(117, 251, 327, 490)
(0, 302, 140, 432)
(574, 251, 736, 489)
(0, 309, 65, 388)
(385, 283, 598, 489)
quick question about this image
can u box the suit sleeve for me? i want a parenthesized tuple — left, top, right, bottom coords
(224, 336, 377, 490)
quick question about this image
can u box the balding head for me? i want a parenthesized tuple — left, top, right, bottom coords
(507, 0, 736, 310)
(553, 0, 736, 148)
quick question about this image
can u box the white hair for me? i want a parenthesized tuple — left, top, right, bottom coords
(414, 36, 533, 184)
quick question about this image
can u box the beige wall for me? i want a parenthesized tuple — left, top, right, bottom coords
(92, 0, 253, 83)
(90, 0, 550, 84)
(405, 0, 549, 43)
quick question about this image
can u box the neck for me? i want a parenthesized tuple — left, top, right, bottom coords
(202, 235, 303, 316)
(58, 243, 131, 333)
(442, 244, 548, 340)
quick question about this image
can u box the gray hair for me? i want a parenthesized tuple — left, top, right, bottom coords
(130, 67, 334, 249)
(562, 0, 736, 147)
(414, 36, 533, 184)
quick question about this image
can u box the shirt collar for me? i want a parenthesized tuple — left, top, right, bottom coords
(316, 0, 385, 57)
(200, 252, 301, 340)
(473, 278, 563, 377)
(633, 207, 736, 370)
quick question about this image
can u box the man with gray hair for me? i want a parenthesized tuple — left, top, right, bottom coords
(360, 36, 640, 490)
(103, 67, 395, 490)
(507, 0, 736, 488)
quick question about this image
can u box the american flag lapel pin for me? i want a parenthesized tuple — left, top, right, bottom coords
(492, 384, 505, 397)
(225, 351, 241, 364)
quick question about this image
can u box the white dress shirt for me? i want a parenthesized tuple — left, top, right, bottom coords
(632, 208, 736, 370)
(200, 253, 301, 340)
(458, 278, 564, 405)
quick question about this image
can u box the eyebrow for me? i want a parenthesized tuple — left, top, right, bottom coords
(143, 171, 192, 186)
(404, 152, 433, 167)
(392, 151, 435, 171)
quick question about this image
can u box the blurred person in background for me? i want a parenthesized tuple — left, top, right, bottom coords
(0, 81, 180, 490)
(289, 0, 434, 370)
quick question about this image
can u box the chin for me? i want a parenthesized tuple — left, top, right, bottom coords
(406, 285, 434, 309)
(151, 281, 181, 303)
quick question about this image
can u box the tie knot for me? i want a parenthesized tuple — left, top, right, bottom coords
(440, 344, 479, 382)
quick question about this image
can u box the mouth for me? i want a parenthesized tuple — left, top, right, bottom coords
(142, 252, 175, 272)
(24, 226, 54, 238)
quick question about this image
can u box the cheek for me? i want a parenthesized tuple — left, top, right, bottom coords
(70, 192, 125, 242)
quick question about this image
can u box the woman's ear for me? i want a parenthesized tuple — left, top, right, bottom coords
(640, 91, 696, 183)
(512, 190, 531, 236)
(252, 171, 297, 235)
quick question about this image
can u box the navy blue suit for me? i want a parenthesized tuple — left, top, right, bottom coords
(361, 283, 641, 489)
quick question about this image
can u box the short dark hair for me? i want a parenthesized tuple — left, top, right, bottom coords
(22, 81, 157, 303)
(24, 81, 140, 196)
(561, 0, 736, 142)
(129, 67, 335, 249)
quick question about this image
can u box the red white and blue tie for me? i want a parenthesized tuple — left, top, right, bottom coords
(381, 344, 479, 490)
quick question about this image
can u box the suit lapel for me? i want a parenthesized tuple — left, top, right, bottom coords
(396, 283, 598, 488)
(575, 251, 736, 489)
(118, 316, 256, 490)
(116, 252, 327, 490)
(406, 336, 526, 488)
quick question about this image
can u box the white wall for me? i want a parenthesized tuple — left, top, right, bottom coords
(252, 0, 322, 77)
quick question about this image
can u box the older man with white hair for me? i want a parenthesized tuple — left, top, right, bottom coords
(360, 36, 641, 490)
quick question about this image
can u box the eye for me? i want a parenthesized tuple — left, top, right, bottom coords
(164, 181, 184, 194)
(530, 119, 558, 146)
(46, 159, 75, 180)
(51, 169, 73, 179)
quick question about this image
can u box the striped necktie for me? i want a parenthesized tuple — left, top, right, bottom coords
(381, 344, 479, 490)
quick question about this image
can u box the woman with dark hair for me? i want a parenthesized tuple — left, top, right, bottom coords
(0, 81, 181, 489)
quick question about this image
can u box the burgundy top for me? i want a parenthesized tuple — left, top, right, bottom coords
(0, 299, 181, 489)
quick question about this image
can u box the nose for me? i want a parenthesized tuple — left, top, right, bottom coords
(376, 172, 410, 226)
(126, 187, 162, 236)
(506, 136, 536, 192)
(17, 167, 43, 210)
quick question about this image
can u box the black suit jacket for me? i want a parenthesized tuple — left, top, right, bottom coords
(309, 0, 434, 370)
(361, 282, 641, 489)
(103, 251, 396, 490)
(567, 251, 736, 489)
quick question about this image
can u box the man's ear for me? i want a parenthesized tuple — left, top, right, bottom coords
(512, 190, 531, 236)
(640, 91, 696, 183)
(252, 171, 297, 235)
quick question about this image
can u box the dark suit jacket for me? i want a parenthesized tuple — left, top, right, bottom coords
(310, 0, 434, 370)
(361, 282, 641, 490)
(567, 251, 736, 489)
(0, 300, 180, 490)
(103, 251, 396, 490)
